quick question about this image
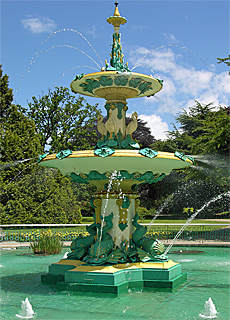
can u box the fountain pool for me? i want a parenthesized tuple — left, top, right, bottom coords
(1, 246, 229, 320)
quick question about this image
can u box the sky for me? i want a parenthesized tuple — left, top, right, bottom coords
(1, 0, 229, 140)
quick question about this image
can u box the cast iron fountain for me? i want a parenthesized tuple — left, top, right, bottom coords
(40, 3, 194, 294)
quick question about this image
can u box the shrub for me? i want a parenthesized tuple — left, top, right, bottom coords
(137, 206, 149, 222)
(30, 230, 63, 254)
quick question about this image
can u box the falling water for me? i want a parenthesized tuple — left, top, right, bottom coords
(131, 63, 156, 75)
(199, 297, 218, 319)
(52, 65, 99, 86)
(42, 45, 101, 69)
(15, 27, 103, 95)
(130, 43, 229, 99)
(131, 44, 213, 73)
(97, 170, 118, 257)
(42, 28, 103, 66)
(16, 298, 35, 319)
(164, 191, 230, 255)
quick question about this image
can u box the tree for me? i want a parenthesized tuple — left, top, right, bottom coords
(1, 168, 81, 224)
(0, 65, 14, 119)
(0, 67, 82, 224)
(149, 101, 229, 218)
(152, 101, 229, 155)
(126, 117, 156, 148)
(21, 87, 101, 152)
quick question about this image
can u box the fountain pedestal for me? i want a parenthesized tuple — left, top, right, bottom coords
(42, 259, 187, 295)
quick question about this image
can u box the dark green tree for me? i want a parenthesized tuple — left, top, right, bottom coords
(126, 117, 156, 148)
(148, 101, 229, 218)
(21, 87, 101, 152)
(0, 67, 82, 224)
(0, 65, 14, 119)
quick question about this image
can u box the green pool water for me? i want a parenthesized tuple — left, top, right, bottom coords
(0, 246, 229, 320)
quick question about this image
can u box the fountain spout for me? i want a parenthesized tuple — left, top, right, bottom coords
(199, 297, 218, 319)
(16, 298, 35, 319)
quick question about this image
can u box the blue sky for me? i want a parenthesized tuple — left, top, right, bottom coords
(1, 0, 229, 139)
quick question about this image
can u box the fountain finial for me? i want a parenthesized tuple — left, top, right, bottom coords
(107, 2, 127, 29)
(114, 2, 120, 16)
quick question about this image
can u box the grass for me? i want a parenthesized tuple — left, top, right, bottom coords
(142, 219, 230, 224)
(82, 216, 230, 225)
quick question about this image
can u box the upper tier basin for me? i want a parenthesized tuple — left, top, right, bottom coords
(70, 71, 163, 99)
(39, 149, 192, 177)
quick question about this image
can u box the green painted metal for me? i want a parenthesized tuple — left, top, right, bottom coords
(139, 148, 158, 158)
(56, 149, 72, 159)
(175, 151, 195, 164)
(70, 170, 166, 185)
(41, 259, 186, 295)
(37, 153, 49, 163)
(94, 147, 115, 157)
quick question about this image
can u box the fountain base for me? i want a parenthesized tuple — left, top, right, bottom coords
(41, 259, 187, 295)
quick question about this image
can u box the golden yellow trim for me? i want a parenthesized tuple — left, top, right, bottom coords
(40, 150, 193, 164)
(72, 71, 161, 81)
(54, 259, 84, 267)
(61, 259, 178, 273)
(93, 198, 102, 224)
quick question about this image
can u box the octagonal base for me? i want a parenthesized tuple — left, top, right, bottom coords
(41, 259, 187, 295)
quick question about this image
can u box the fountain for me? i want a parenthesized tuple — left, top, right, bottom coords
(199, 297, 218, 319)
(39, 3, 193, 294)
(16, 298, 35, 319)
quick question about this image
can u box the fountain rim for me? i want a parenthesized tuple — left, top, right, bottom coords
(39, 149, 193, 164)
(70, 71, 163, 98)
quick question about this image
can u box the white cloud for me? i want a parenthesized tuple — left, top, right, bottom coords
(138, 114, 169, 140)
(128, 47, 230, 116)
(21, 17, 57, 34)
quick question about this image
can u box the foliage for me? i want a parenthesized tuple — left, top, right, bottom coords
(0, 65, 14, 119)
(183, 207, 194, 215)
(71, 182, 96, 216)
(1, 168, 82, 224)
(153, 102, 229, 155)
(30, 230, 63, 254)
(21, 87, 101, 152)
(148, 101, 230, 217)
(217, 55, 230, 75)
(136, 206, 149, 222)
(126, 117, 156, 148)
(0, 67, 82, 224)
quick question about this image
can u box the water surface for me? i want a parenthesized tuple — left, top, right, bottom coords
(0, 246, 229, 320)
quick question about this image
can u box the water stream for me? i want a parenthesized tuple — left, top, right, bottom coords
(199, 297, 218, 319)
(164, 191, 230, 255)
(6, 162, 37, 185)
(16, 298, 35, 319)
(42, 45, 101, 69)
(97, 170, 118, 257)
(0, 157, 37, 171)
(15, 28, 103, 95)
(147, 193, 174, 232)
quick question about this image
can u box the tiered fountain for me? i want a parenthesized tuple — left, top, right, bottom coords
(40, 3, 194, 294)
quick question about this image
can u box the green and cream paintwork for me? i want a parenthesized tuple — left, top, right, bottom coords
(38, 3, 194, 266)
